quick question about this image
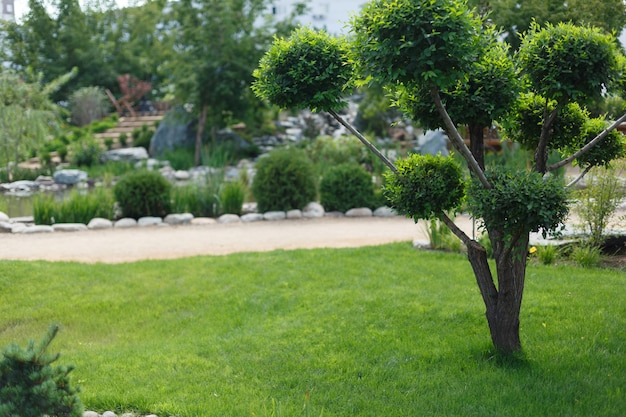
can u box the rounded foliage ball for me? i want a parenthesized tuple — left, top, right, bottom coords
(252, 147, 317, 212)
(351, 0, 482, 89)
(518, 22, 620, 101)
(252, 27, 353, 111)
(383, 153, 465, 220)
(320, 163, 375, 212)
(114, 170, 172, 219)
(467, 167, 569, 235)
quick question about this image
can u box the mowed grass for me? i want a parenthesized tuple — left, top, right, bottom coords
(0, 243, 624, 416)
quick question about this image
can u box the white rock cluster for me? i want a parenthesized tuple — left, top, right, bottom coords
(0, 203, 398, 234)
(82, 411, 164, 417)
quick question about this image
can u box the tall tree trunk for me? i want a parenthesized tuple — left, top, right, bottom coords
(195, 105, 208, 167)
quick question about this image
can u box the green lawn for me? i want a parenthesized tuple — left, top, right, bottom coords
(0, 243, 624, 417)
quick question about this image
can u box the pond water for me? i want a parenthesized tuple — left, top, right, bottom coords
(0, 189, 78, 219)
(0, 193, 36, 218)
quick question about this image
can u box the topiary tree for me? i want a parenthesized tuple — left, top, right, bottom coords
(320, 163, 376, 212)
(251, 147, 317, 213)
(253, 0, 626, 354)
(114, 170, 172, 219)
(0, 324, 83, 417)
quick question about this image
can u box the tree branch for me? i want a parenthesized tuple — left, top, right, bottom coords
(429, 87, 491, 189)
(439, 211, 473, 246)
(534, 105, 559, 174)
(565, 166, 592, 189)
(547, 112, 626, 172)
(327, 109, 398, 174)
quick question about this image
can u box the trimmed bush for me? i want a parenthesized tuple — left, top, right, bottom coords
(320, 163, 375, 212)
(252, 147, 317, 212)
(114, 170, 172, 219)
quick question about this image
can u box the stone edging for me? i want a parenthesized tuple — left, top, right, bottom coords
(0, 204, 398, 234)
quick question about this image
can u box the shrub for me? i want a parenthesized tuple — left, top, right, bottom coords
(304, 135, 373, 175)
(70, 136, 102, 167)
(163, 146, 195, 170)
(114, 170, 172, 219)
(104, 137, 114, 150)
(171, 172, 223, 218)
(132, 124, 154, 150)
(574, 163, 625, 247)
(570, 243, 602, 268)
(252, 147, 317, 212)
(221, 181, 246, 215)
(0, 324, 83, 417)
(34, 188, 115, 225)
(320, 163, 375, 212)
(69, 86, 109, 127)
(536, 245, 559, 265)
(118, 133, 128, 147)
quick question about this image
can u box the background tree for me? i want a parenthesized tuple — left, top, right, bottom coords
(469, 0, 626, 50)
(0, 68, 74, 181)
(254, 0, 626, 354)
(167, 0, 306, 166)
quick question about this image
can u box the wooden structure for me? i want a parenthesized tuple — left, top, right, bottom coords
(106, 74, 152, 118)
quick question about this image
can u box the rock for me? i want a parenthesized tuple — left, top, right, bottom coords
(8, 223, 26, 233)
(149, 106, 197, 157)
(373, 206, 397, 217)
(218, 214, 241, 224)
(302, 202, 325, 218)
(52, 223, 88, 232)
(102, 147, 149, 163)
(263, 211, 286, 221)
(413, 239, 431, 249)
(242, 202, 258, 214)
(114, 218, 138, 228)
(0, 180, 40, 193)
(174, 170, 191, 181)
(11, 216, 34, 224)
(102, 411, 117, 417)
(346, 207, 373, 217)
(415, 129, 449, 156)
(0, 211, 8, 222)
(286, 209, 302, 219)
(88, 218, 113, 230)
(241, 213, 264, 223)
(0, 221, 14, 233)
(53, 169, 88, 185)
(191, 217, 217, 225)
(164, 213, 194, 225)
(138, 216, 162, 226)
(18, 225, 54, 234)
(83, 411, 99, 417)
(324, 211, 345, 217)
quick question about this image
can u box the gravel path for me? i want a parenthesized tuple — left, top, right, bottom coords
(0, 215, 477, 264)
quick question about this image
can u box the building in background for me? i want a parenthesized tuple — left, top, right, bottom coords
(270, 0, 364, 34)
(1, 0, 15, 22)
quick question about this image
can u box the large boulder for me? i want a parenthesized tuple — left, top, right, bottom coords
(149, 106, 196, 157)
(102, 147, 149, 163)
(53, 169, 87, 185)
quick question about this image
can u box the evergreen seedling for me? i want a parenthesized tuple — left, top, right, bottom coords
(0, 324, 83, 417)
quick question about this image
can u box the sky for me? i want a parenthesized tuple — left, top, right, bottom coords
(11, 0, 626, 46)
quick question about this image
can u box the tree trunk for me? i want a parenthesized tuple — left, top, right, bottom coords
(487, 229, 530, 353)
(469, 124, 485, 171)
(195, 105, 208, 167)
